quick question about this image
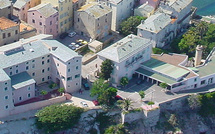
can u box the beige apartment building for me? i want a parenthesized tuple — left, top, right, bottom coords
(13, 0, 41, 22)
(0, 34, 82, 118)
(0, 0, 13, 19)
(74, 2, 112, 40)
(41, 0, 73, 34)
(0, 17, 20, 46)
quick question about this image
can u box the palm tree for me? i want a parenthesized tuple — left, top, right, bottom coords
(117, 98, 132, 124)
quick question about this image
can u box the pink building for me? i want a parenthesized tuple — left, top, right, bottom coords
(139, 0, 160, 9)
(28, 3, 59, 38)
(13, 0, 41, 22)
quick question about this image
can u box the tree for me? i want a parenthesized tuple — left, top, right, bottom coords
(100, 59, 113, 80)
(35, 104, 84, 133)
(90, 79, 117, 106)
(147, 101, 155, 105)
(104, 124, 126, 134)
(168, 114, 178, 127)
(196, 22, 208, 40)
(120, 77, 128, 87)
(159, 82, 168, 89)
(117, 99, 132, 124)
(97, 87, 118, 106)
(119, 16, 147, 36)
(187, 94, 201, 111)
(90, 79, 109, 97)
(58, 88, 65, 95)
(118, 98, 132, 111)
(139, 91, 145, 100)
(40, 90, 48, 99)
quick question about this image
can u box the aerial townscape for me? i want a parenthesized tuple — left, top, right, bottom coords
(1, 0, 215, 133)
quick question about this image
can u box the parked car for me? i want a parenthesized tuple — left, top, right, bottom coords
(59, 32, 68, 39)
(92, 100, 99, 106)
(68, 32, 76, 38)
(115, 95, 123, 100)
(136, 79, 145, 85)
(75, 44, 80, 48)
(83, 83, 90, 90)
(68, 44, 76, 50)
(80, 101, 88, 107)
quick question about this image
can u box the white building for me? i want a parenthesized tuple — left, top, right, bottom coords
(137, 0, 193, 48)
(97, 34, 152, 85)
(0, 34, 82, 118)
(103, 0, 134, 31)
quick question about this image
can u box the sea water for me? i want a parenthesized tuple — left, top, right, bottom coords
(193, 0, 215, 16)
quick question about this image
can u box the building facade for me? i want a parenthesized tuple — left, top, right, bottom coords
(74, 2, 112, 40)
(28, 3, 59, 38)
(0, 17, 20, 46)
(105, 0, 134, 31)
(13, 0, 41, 22)
(97, 34, 152, 85)
(41, 0, 73, 34)
(0, 0, 13, 19)
(0, 35, 82, 118)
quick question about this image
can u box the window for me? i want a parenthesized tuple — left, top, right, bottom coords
(76, 83, 78, 85)
(68, 62, 70, 65)
(5, 105, 8, 109)
(5, 96, 8, 100)
(19, 96, 22, 101)
(75, 74, 80, 78)
(32, 60, 35, 62)
(42, 61, 44, 65)
(201, 80, 205, 85)
(76, 60, 78, 62)
(32, 19, 35, 23)
(8, 33, 11, 37)
(78, 18, 79, 22)
(15, 30, 18, 34)
(5, 87, 8, 91)
(40, 16, 42, 18)
(194, 78, 197, 82)
(26, 66, 29, 70)
(67, 77, 72, 81)
(5, 82, 7, 85)
(2, 33, 6, 39)
(32, 13, 34, 15)
(16, 70, 18, 73)
(68, 69, 70, 72)
(47, 59, 50, 63)
(76, 66, 78, 70)
(10, 72, 12, 75)
(16, 65, 18, 68)
(39, 22, 42, 25)
(32, 72, 35, 76)
(28, 93, 31, 98)
(32, 64, 35, 68)
(28, 87, 31, 90)
(57, 63, 59, 66)
(26, 62, 29, 64)
(42, 69, 45, 73)
(48, 76, 50, 79)
(47, 67, 50, 71)
(47, 55, 50, 57)
(42, 57, 45, 59)
(42, 78, 45, 81)
(50, 21, 52, 25)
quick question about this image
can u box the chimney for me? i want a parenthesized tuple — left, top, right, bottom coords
(194, 45, 204, 67)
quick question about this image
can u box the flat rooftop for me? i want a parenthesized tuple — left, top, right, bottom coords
(197, 52, 215, 77)
(141, 58, 189, 80)
(11, 72, 36, 90)
(152, 54, 197, 78)
(136, 67, 178, 85)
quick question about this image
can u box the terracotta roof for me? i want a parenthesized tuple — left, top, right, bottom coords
(0, 17, 18, 30)
(152, 53, 197, 78)
(19, 21, 35, 32)
(72, 0, 78, 3)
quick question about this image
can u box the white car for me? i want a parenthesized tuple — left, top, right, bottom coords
(68, 32, 76, 38)
(80, 101, 88, 107)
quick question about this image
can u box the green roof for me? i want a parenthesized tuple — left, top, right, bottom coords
(10, 72, 36, 90)
(142, 58, 189, 80)
(136, 68, 178, 85)
(197, 54, 215, 77)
